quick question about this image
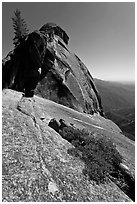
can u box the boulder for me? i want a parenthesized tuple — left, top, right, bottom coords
(59, 118, 70, 130)
(2, 30, 46, 94)
(48, 118, 60, 133)
(2, 23, 104, 115)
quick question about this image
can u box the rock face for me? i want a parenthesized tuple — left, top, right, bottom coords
(2, 23, 103, 115)
(2, 89, 134, 202)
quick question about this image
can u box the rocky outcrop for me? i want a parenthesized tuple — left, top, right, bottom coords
(2, 23, 103, 115)
(2, 89, 134, 202)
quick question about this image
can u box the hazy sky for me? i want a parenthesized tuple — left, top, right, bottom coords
(2, 2, 135, 81)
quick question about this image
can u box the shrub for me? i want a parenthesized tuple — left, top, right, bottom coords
(81, 136, 122, 183)
(60, 126, 84, 143)
(61, 127, 123, 183)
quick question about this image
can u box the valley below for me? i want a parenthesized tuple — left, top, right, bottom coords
(94, 79, 135, 141)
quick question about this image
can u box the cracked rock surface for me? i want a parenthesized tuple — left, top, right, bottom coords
(2, 89, 134, 202)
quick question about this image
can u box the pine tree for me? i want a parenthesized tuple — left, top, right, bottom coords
(12, 9, 29, 47)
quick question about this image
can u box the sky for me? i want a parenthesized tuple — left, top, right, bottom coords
(2, 2, 135, 82)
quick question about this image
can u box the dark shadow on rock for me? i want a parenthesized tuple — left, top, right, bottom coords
(110, 168, 135, 201)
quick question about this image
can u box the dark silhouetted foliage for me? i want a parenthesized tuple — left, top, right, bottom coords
(12, 9, 29, 47)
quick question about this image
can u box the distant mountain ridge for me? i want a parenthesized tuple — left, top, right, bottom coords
(94, 78, 135, 141)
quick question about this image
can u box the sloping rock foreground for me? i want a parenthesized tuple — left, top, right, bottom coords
(2, 89, 134, 202)
(2, 23, 103, 115)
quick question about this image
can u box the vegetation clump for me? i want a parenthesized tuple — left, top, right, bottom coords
(61, 127, 123, 183)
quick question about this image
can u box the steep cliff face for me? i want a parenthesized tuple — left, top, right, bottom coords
(2, 23, 103, 115)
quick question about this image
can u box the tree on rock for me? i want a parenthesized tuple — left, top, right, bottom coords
(12, 9, 29, 47)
